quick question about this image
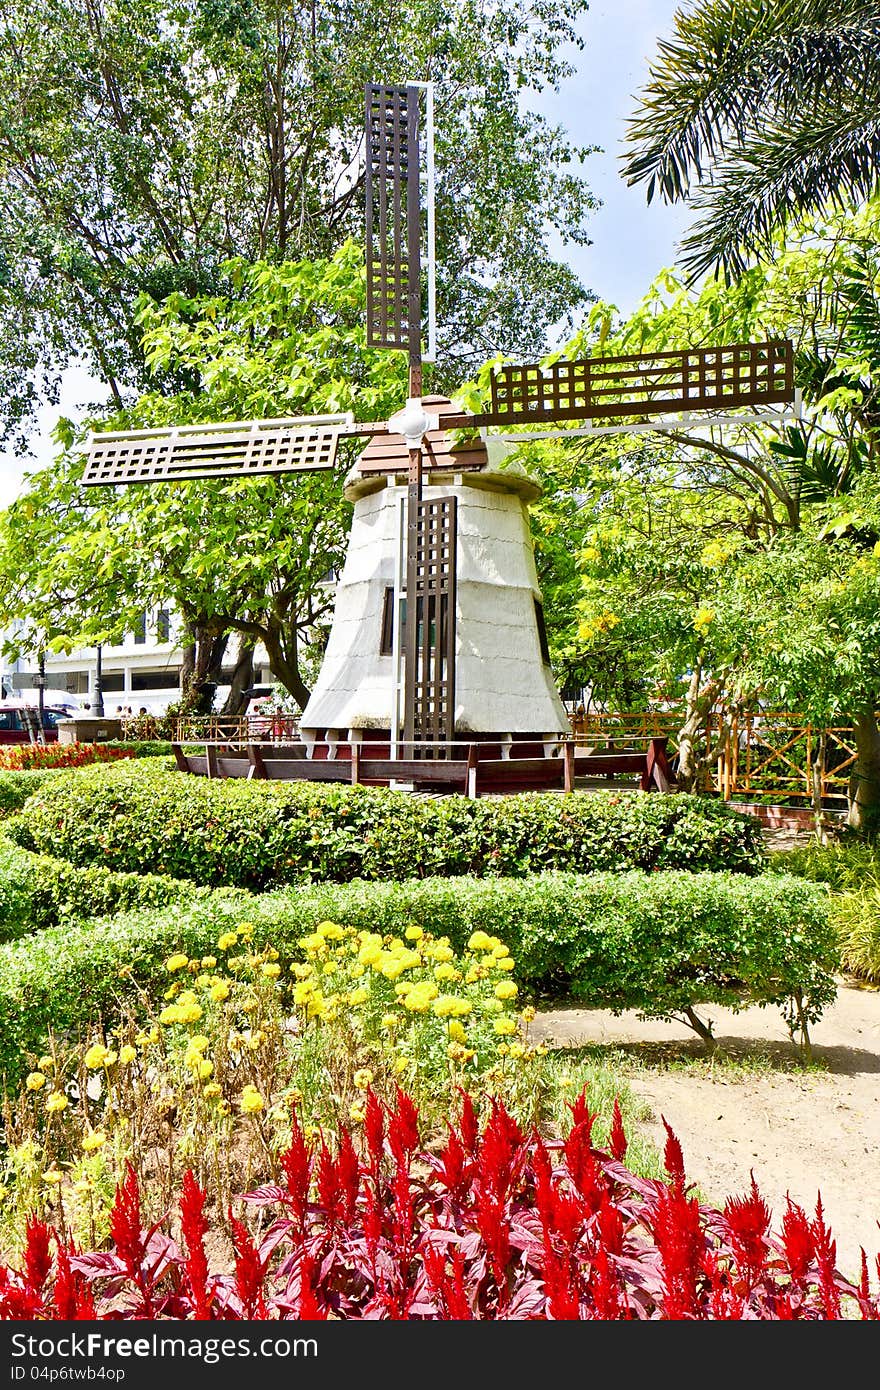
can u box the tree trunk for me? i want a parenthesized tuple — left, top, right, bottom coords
(848, 709, 880, 837)
(220, 639, 256, 715)
(261, 621, 311, 711)
(676, 665, 705, 793)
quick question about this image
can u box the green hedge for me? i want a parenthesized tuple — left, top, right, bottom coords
(8, 760, 768, 889)
(0, 769, 56, 819)
(0, 869, 834, 1085)
(0, 838, 212, 943)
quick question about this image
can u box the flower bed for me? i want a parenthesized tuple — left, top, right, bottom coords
(0, 743, 137, 772)
(1, 1088, 876, 1320)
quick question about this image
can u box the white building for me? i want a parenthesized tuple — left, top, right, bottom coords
(1, 611, 271, 715)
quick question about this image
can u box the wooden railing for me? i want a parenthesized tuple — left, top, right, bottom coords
(569, 708, 862, 809)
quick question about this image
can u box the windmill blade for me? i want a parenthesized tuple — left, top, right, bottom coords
(82, 415, 355, 486)
(365, 83, 422, 360)
(452, 340, 794, 429)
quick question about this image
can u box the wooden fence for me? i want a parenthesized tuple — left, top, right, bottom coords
(568, 709, 860, 809)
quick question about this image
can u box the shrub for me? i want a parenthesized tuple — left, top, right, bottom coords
(0, 870, 834, 1086)
(0, 769, 55, 820)
(774, 840, 880, 982)
(0, 839, 207, 943)
(1, 1089, 875, 1319)
(9, 760, 767, 888)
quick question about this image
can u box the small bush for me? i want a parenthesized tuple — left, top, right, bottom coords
(0, 870, 834, 1087)
(0, 769, 55, 820)
(773, 839, 880, 982)
(0, 839, 207, 943)
(9, 760, 768, 888)
(1, 1089, 875, 1320)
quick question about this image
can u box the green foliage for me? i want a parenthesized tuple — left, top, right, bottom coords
(623, 0, 880, 279)
(0, 770, 54, 820)
(0, 0, 596, 443)
(0, 868, 835, 1087)
(7, 761, 767, 889)
(0, 838, 209, 944)
(774, 837, 880, 981)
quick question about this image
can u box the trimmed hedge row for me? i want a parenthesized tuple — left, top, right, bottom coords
(8, 760, 768, 889)
(0, 770, 54, 819)
(0, 838, 212, 943)
(0, 869, 835, 1085)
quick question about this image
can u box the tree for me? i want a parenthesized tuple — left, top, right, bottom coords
(494, 200, 880, 830)
(0, 245, 407, 711)
(622, 0, 880, 281)
(0, 0, 597, 444)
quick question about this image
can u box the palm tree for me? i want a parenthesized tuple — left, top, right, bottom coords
(623, 0, 880, 281)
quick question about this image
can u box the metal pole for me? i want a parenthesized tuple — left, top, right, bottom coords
(36, 651, 46, 744)
(93, 644, 105, 717)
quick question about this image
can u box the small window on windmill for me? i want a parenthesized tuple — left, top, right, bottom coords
(534, 598, 551, 666)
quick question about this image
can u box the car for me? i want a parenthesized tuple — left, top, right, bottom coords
(0, 702, 69, 744)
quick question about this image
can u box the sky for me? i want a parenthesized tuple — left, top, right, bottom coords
(0, 0, 691, 508)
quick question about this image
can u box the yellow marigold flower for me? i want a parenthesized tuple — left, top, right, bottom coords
(118, 1045, 137, 1066)
(316, 920, 344, 940)
(358, 943, 382, 967)
(197, 1059, 214, 1080)
(45, 1092, 68, 1113)
(349, 1103, 366, 1123)
(217, 931, 238, 951)
(347, 987, 369, 1006)
(381, 1013, 399, 1031)
(261, 962, 282, 979)
(195, 973, 211, 987)
(448, 1020, 467, 1043)
(202, 1083, 222, 1099)
(520, 1006, 536, 1024)
(494, 980, 518, 1000)
(178, 1004, 203, 1025)
(245, 1030, 265, 1051)
(81, 1131, 107, 1153)
(349, 962, 365, 978)
(432, 995, 457, 1018)
(135, 1029, 159, 1048)
(403, 981, 438, 1012)
(447, 1043, 475, 1063)
(299, 933, 326, 953)
(493, 1017, 517, 1036)
(165, 953, 189, 973)
(103, 1051, 118, 1067)
(291, 962, 313, 980)
(321, 961, 337, 976)
(84, 1043, 109, 1070)
(38, 1055, 54, 1072)
(468, 931, 493, 952)
(483, 998, 503, 1014)
(42, 1169, 64, 1185)
(201, 956, 217, 969)
(210, 980, 230, 1002)
(164, 983, 180, 1000)
(428, 943, 454, 963)
(404, 924, 423, 941)
(293, 981, 315, 1006)
(237, 922, 255, 939)
(218, 1100, 231, 1116)
(507, 1043, 526, 1059)
(240, 1084, 264, 1115)
(494, 957, 515, 972)
(353, 1067, 374, 1090)
(25, 1071, 46, 1091)
(451, 998, 473, 1017)
(434, 963, 457, 982)
(393, 1056, 408, 1074)
(187, 1035, 209, 1052)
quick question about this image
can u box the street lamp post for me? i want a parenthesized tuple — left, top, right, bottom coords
(35, 652, 46, 745)
(93, 644, 105, 717)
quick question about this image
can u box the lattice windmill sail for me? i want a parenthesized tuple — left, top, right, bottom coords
(81, 79, 800, 767)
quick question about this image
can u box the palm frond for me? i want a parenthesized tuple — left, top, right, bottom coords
(623, 0, 880, 204)
(674, 101, 880, 280)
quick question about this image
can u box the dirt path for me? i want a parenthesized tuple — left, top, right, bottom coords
(533, 979, 880, 1279)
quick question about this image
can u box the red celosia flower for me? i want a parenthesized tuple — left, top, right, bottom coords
(229, 1213, 267, 1318)
(180, 1171, 211, 1319)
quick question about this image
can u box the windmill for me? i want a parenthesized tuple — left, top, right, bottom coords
(82, 81, 800, 767)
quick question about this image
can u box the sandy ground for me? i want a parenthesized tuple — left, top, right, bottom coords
(533, 979, 880, 1279)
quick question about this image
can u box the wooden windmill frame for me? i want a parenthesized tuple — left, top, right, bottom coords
(82, 80, 801, 762)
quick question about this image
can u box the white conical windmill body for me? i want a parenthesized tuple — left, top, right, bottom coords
(81, 79, 801, 774)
